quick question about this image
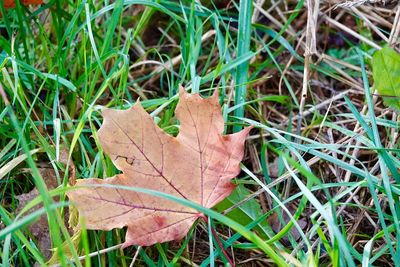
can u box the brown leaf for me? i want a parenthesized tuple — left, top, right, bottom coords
(15, 150, 76, 260)
(67, 87, 251, 247)
(3, 0, 43, 9)
(16, 168, 60, 260)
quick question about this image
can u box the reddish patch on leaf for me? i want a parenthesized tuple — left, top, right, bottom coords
(67, 86, 251, 247)
(154, 215, 166, 227)
(3, 0, 43, 9)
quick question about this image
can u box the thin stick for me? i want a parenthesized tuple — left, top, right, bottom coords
(296, 0, 320, 137)
(50, 244, 123, 267)
(323, 14, 382, 50)
(129, 246, 142, 267)
(351, 7, 389, 42)
(389, 3, 400, 46)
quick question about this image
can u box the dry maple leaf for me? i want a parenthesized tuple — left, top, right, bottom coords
(16, 150, 75, 261)
(16, 168, 58, 260)
(67, 87, 251, 247)
(3, 0, 43, 9)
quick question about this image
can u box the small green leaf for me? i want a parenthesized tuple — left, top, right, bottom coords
(214, 184, 270, 238)
(372, 46, 400, 110)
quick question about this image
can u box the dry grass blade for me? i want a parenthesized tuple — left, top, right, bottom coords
(297, 0, 320, 136)
(0, 149, 40, 180)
